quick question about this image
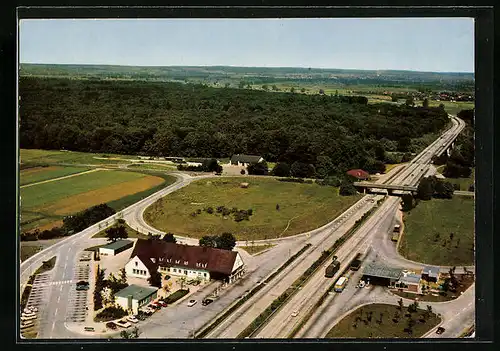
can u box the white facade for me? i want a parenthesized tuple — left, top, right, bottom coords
(125, 256, 151, 279)
(115, 292, 157, 315)
(159, 265, 211, 281)
(99, 247, 116, 256)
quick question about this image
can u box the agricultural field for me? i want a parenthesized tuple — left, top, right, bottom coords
(144, 177, 362, 241)
(20, 169, 174, 232)
(428, 100, 474, 116)
(20, 166, 90, 186)
(127, 163, 177, 171)
(326, 303, 440, 338)
(399, 196, 475, 266)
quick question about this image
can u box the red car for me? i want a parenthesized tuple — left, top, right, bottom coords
(159, 301, 168, 307)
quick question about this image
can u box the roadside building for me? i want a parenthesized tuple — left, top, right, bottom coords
(395, 272, 422, 294)
(421, 265, 441, 283)
(361, 262, 402, 286)
(125, 239, 245, 283)
(98, 240, 134, 257)
(230, 154, 264, 167)
(114, 284, 158, 315)
(346, 169, 370, 180)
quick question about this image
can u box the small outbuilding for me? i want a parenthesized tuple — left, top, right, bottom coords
(114, 284, 158, 314)
(230, 154, 264, 167)
(421, 265, 441, 283)
(99, 239, 134, 257)
(395, 272, 422, 293)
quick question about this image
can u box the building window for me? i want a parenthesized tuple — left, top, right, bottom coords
(184, 270, 188, 275)
(204, 273, 207, 277)
(133, 269, 136, 274)
(173, 268, 176, 273)
(135, 261, 138, 267)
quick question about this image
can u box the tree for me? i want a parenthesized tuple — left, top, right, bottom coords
(416, 177, 434, 200)
(148, 270, 162, 288)
(434, 180, 454, 199)
(290, 161, 315, 178)
(262, 85, 269, 91)
(405, 96, 414, 106)
(202, 158, 221, 173)
(423, 98, 429, 108)
(247, 161, 268, 175)
(374, 145, 386, 162)
(315, 155, 334, 178)
(119, 268, 127, 284)
(276, 204, 280, 211)
(240, 169, 246, 175)
(163, 232, 177, 243)
(199, 235, 217, 248)
(339, 182, 357, 196)
(300, 88, 306, 93)
(290, 87, 295, 93)
(117, 218, 125, 225)
(216, 232, 236, 251)
(401, 193, 414, 211)
(397, 137, 412, 152)
(398, 298, 404, 310)
(319, 89, 325, 95)
(271, 162, 291, 177)
(105, 225, 128, 242)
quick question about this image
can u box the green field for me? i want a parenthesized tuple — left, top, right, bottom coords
(428, 100, 474, 116)
(20, 149, 133, 166)
(20, 166, 91, 186)
(144, 177, 362, 240)
(399, 197, 474, 265)
(20, 169, 174, 232)
(326, 304, 440, 338)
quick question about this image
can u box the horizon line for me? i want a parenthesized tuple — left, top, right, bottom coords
(19, 62, 475, 75)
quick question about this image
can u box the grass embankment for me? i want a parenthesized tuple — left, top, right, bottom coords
(239, 244, 275, 255)
(20, 148, 133, 166)
(445, 169, 475, 192)
(20, 245, 44, 262)
(399, 197, 474, 266)
(20, 166, 90, 186)
(144, 177, 362, 241)
(428, 100, 474, 116)
(127, 163, 177, 171)
(92, 222, 150, 240)
(20, 169, 173, 232)
(326, 303, 441, 338)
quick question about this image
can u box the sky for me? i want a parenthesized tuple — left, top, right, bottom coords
(19, 18, 474, 73)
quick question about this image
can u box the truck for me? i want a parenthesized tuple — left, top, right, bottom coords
(325, 260, 341, 278)
(349, 253, 362, 271)
(334, 276, 348, 292)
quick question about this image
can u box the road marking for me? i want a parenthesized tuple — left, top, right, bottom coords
(59, 285, 63, 292)
(52, 321, 55, 331)
(57, 296, 60, 303)
(55, 308, 58, 315)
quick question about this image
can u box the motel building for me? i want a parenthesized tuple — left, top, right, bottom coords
(114, 284, 158, 315)
(125, 239, 245, 284)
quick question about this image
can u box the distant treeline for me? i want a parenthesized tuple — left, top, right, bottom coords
(20, 77, 450, 176)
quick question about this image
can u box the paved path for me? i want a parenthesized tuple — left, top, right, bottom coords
(20, 168, 107, 189)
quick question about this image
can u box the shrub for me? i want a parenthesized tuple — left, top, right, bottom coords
(164, 289, 190, 304)
(206, 207, 214, 214)
(95, 306, 128, 322)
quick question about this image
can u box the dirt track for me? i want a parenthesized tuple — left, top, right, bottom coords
(20, 168, 108, 189)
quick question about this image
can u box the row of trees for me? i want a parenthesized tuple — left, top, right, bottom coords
(21, 203, 116, 241)
(177, 158, 222, 173)
(20, 77, 449, 177)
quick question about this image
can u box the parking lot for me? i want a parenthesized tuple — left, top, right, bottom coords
(65, 256, 91, 323)
(27, 272, 53, 310)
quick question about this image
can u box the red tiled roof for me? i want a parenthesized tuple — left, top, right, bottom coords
(130, 239, 238, 276)
(346, 169, 369, 179)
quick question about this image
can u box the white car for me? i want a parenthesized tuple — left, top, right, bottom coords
(28, 306, 38, 313)
(358, 281, 366, 288)
(187, 300, 197, 307)
(127, 315, 139, 323)
(291, 311, 299, 317)
(115, 320, 132, 328)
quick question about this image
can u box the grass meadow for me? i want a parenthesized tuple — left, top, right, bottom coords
(399, 196, 475, 266)
(20, 166, 90, 186)
(144, 177, 362, 241)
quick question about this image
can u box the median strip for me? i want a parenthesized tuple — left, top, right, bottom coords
(237, 199, 383, 339)
(194, 243, 312, 339)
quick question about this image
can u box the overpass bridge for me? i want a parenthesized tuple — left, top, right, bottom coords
(353, 182, 417, 195)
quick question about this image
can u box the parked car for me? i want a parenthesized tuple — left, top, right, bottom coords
(127, 315, 139, 323)
(77, 280, 89, 286)
(291, 311, 299, 317)
(76, 285, 90, 291)
(158, 301, 168, 307)
(20, 320, 34, 329)
(84, 326, 95, 332)
(436, 327, 446, 335)
(106, 322, 117, 330)
(201, 298, 213, 306)
(187, 300, 197, 307)
(28, 306, 38, 313)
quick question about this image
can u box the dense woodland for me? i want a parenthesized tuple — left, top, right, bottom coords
(20, 77, 450, 176)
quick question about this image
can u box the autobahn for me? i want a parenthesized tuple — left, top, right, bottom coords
(249, 114, 467, 339)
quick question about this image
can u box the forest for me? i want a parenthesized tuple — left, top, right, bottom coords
(19, 77, 450, 176)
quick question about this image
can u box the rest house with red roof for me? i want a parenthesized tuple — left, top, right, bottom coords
(346, 169, 370, 180)
(125, 239, 245, 284)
